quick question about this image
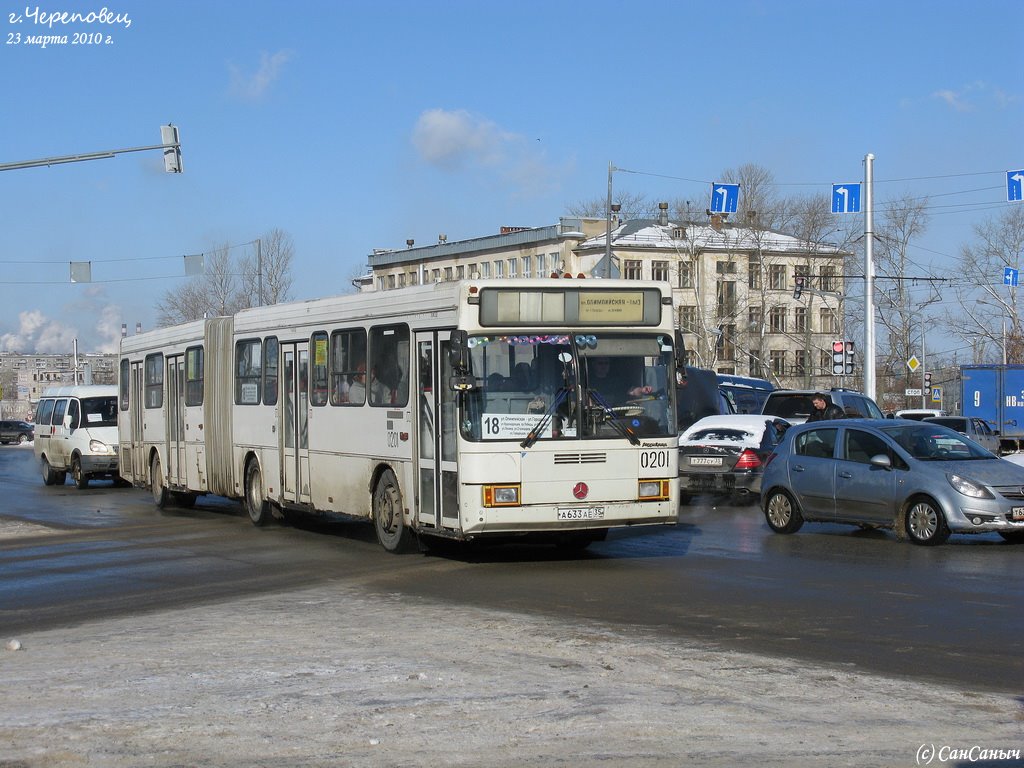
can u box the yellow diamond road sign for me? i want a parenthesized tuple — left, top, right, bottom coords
(907, 355, 920, 372)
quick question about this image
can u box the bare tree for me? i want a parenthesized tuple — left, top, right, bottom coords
(946, 205, 1024, 363)
(566, 191, 652, 221)
(240, 228, 295, 307)
(155, 230, 297, 327)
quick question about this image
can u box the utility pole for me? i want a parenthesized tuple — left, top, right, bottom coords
(863, 153, 876, 401)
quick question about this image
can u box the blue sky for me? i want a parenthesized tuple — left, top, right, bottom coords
(1, 0, 1021, 355)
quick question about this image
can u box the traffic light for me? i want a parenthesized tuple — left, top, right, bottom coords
(793, 275, 805, 299)
(924, 371, 932, 388)
(831, 341, 845, 375)
(844, 341, 855, 375)
(160, 124, 183, 173)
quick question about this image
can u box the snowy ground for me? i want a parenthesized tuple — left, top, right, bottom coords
(1, 519, 1022, 768)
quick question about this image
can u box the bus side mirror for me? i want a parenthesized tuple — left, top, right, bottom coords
(674, 329, 686, 369)
(449, 330, 469, 373)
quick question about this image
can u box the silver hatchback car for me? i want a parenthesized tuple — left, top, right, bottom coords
(760, 419, 1024, 545)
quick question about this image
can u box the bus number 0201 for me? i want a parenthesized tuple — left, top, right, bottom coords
(640, 450, 669, 469)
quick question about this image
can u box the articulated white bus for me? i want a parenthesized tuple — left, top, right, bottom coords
(118, 279, 681, 552)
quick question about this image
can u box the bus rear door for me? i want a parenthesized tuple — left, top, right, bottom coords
(281, 342, 311, 505)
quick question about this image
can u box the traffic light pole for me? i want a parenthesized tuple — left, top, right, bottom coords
(0, 124, 182, 173)
(863, 153, 876, 402)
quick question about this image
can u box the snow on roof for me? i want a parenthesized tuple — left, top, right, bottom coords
(579, 219, 842, 255)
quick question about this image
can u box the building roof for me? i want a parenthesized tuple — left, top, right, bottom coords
(579, 218, 843, 256)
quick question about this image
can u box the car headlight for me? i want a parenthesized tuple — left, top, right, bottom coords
(947, 473, 993, 499)
(89, 439, 113, 454)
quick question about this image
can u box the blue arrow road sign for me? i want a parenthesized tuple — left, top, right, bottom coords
(710, 183, 739, 214)
(1008, 170, 1024, 202)
(1005, 267, 1019, 287)
(831, 183, 861, 214)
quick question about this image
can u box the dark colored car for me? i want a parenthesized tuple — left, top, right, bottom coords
(678, 415, 790, 503)
(761, 388, 884, 424)
(760, 418, 1024, 545)
(0, 420, 34, 445)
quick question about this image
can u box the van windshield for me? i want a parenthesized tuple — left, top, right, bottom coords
(81, 396, 117, 428)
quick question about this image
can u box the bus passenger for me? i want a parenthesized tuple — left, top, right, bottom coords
(348, 363, 367, 404)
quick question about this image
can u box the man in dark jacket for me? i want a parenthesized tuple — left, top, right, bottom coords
(807, 392, 845, 421)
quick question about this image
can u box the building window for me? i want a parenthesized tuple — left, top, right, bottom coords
(467, 263, 477, 278)
(769, 264, 787, 290)
(431, 269, 441, 283)
(769, 307, 787, 333)
(481, 262, 491, 278)
(678, 305, 697, 333)
(652, 260, 669, 282)
(716, 281, 736, 319)
(820, 308, 839, 335)
(748, 351, 764, 378)
(377, 277, 386, 291)
(794, 306, 807, 333)
(623, 260, 642, 280)
(794, 349, 808, 376)
(678, 261, 694, 288)
(820, 265, 838, 292)
(521, 256, 531, 278)
(507, 258, 517, 278)
(387, 274, 396, 289)
(716, 260, 737, 274)
(536, 254, 546, 276)
(720, 324, 736, 360)
(443, 267, 453, 282)
(456, 265, 465, 279)
(549, 252, 560, 274)
(748, 256, 761, 289)
(748, 306, 762, 330)
(494, 260, 503, 278)
(397, 273, 406, 288)
(770, 350, 787, 377)
(409, 271, 418, 286)
(820, 349, 832, 374)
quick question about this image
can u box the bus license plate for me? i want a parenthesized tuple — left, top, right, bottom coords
(558, 507, 605, 521)
(1011, 507, 1024, 521)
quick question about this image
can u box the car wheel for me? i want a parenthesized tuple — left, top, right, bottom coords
(998, 530, 1024, 544)
(17, 434, 29, 444)
(72, 456, 89, 490)
(244, 459, 272, 526)
(904, 497, 950, 546)
(764, 489, 804, 534)
(373, 468, 415, 553)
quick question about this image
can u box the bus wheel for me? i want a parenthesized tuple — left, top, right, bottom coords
(245, 460, 272, 527)
(72, 456, 89, 490)
(373, 469, 415, 553)
(150, 455, 169, 508)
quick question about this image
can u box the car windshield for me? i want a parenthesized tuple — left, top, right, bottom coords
(460, 332, 676, 443)
(881, 423, 994, 461)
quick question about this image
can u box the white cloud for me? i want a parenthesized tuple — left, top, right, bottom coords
(0, 310, 78, 354)
(412, 108, 570, 197)
(0, 289, 124, 354)
(229, 49, 293, 101)
(931, 81, 1017, 112)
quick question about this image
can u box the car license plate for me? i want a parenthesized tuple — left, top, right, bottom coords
(557, 507, 605, 521)
(690, 456, 723, 467)
(1011, 507, 1024, 521)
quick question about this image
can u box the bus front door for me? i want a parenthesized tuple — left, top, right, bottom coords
(415, 331, 459, 532)
(281, 342, 311, 505)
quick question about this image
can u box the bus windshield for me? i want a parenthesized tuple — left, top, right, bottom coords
(461, 332, 675, 442)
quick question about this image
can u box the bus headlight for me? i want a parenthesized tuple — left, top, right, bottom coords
(638, 479, 670, 501)
(483, 484, 520, 507)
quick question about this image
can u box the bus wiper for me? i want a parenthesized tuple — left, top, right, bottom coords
(587, 389, 640, 446)
(520, 388, 570, 449)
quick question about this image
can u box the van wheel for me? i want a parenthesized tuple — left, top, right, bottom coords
(764, 489, 804, 534)
(41, 456, 64, 486)
(72, 457, 89, 489)
(244, 460, 272, 526)
(150, 454, 169, 508)
(373, 469, 415, 553)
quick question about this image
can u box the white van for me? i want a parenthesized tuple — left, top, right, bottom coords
(33, 385, 119, 488)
